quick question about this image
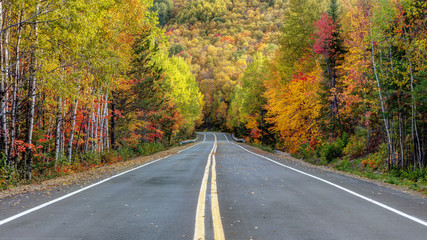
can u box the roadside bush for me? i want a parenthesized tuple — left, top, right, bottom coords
(135, 142, 165, 156)
(295, 142, 315, 159)
(100, 149, 121, 164)
(320, 137, 346, 163)
(80, 151, 101, 165)
(360, 143, 387, 171)
(56, 153, 70, 166)
(395, 168, 427, 182)
(117, 147, 137, 160)
(0, 158, 20, 190)
(343, 128, 367, 158)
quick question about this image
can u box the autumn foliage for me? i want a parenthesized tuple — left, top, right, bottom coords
(0, 0, 203, 186)
(226, 0, 426, 176)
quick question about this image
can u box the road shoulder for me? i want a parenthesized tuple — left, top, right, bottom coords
(236, 142, 427, 200)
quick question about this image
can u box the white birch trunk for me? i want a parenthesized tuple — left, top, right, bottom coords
(60, 104, 65, 155)
(25, 3, 40, 179)
(85, 103, 93, 153)
(103, 94, 109, 149)
(0, 1, 6, 154)
(93, 96, 100, 152)
(54, 98, 62, 165)
(99, 94, 108, 151)
(67, 99, 78, 162)
(2, 12, 10, 153)
(91, 104, 97, 151)
(8, 10, 23, 160)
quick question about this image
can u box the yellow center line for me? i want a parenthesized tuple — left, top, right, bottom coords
(194, 134, 215, 240)
(211, 137, 225, 240)
(193, 133, 225, 240)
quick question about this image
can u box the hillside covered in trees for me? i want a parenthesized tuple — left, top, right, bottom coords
(164, 0, 285, 128)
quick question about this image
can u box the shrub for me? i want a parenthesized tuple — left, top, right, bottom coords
(320, 138, 345, 163)
(360, 143, 387, 171)
(0, 157, 20, 190)
(396, 168, 427, 182)
(56, 153, 70, 166)
(117, 147, 136, 160)
(137, 142, 165, 155)
(80, 151, 101, 165)
(100, 150, 120, 164)
(295, 142, 315, 159)
(343, 128, 367, 158)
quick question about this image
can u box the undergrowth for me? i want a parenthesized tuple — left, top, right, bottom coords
(248, 142, 274, 153)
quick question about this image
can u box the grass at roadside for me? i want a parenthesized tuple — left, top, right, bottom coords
(247, 142, 274, 153)
(333, 158, 427, 194)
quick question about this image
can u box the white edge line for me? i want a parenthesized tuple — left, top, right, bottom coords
(223, 133, 230, 143)
(0, 155, 171, 226)
(202, 134, 206, 143)
(178, 142, 200, 153)
(232, 143, 427, 227)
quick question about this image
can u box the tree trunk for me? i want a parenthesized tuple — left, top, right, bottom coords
(99, 95, 107, 152)
(67, 99, 78, 162)
(94, 95, 101, 152)
(25, 3, 40, 180)
(85, 103, 93, 153)
(8, 9, 23, 162)
(54, 97, 63, 166)
(76, 110, 85, 153)
(91, 102, 97, 152)
(0, 1, 7, 156)
(104, 94, 109, 150)
(105, 117, 109, 149)
(45, 117, 53, 162)
(2, 11, 10, 156)
(60, 104, 65, 155)
(110, 92, 116, 150)
(399, 113, 404, 169)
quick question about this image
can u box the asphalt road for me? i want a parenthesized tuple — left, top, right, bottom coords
(0, 132, 426, 239)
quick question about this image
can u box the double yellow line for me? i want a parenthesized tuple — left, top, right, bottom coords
(194, 134, 225, 240)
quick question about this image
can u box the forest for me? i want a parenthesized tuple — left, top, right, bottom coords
(0, 0, 203, 188)
(0, 0, 426, 191)
(230, 0, 426, 176)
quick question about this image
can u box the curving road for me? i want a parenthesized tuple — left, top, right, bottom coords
(0, 132, 426, 239)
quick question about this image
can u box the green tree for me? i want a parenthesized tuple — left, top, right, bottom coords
(151, 0, 174, 26)
(278, 0, 322, 82)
